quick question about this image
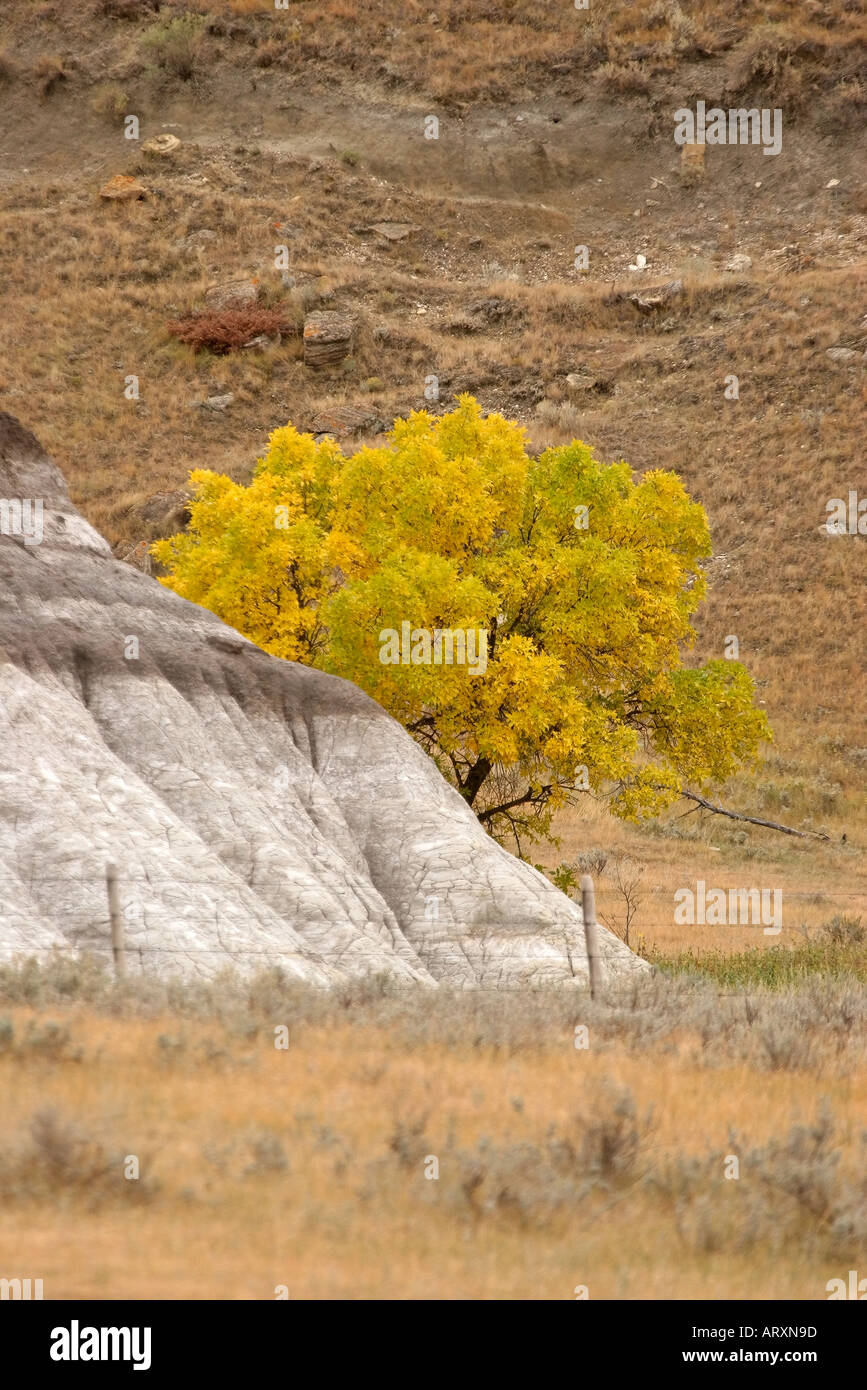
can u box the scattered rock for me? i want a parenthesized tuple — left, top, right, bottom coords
(201, 393, 234, 411)
(628, 253, 648, 272)
(680, 142, 705, 179)
(204, 278, 258, 311)
(310, 404, 378, 437)
(303, 311, 356, 369)
(444, 315, 480, 335)
(466, 297, 520, 323)
(289, 278, 325, 314)
(241, 333, 281, 351)
(134, 489, 192, 533)
(724, 253, 752, 272)
(368, 222, 420, 242)
(628, 280, 684, 315)
(142, 134, 181, 157)
(174, 229, 217, 256)
(565, 372, 614, 397)
(826, 347, 858, 363)
(826, 178, 840, 189)
(770, 244, 815, 273)
(119, 540, 153, 575)
(99, 174, 147, 201)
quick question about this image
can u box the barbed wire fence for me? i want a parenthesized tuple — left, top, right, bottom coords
(0, 864, 860, 994)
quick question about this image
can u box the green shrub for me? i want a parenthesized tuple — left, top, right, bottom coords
(141, 15, 206, 80)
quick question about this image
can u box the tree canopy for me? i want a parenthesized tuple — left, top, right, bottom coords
(153, 396, 770, 852)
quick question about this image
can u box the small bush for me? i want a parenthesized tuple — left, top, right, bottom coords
(596, 61, 651, 95)
(573, 1082, 647, 1183)
(577, 849, 608, 878)
(34, 56, 67, 98)
(535, 398, 584, 435)
(822, 913, 863, 945)
(244, 1131, 288, 1176)
(670, 1110, 867, 1261)
(0, 1107, 157, 1206)
(156, 1031, 187, 1062)
(376, 1082, 652, 1225)
(388, 1113, 429, 1170)
(90, 82, 128, 124)
(20, 1019, 82, 1062)
(0, 1014, 81, 1061)
(166, 307, 291, 354)
(255, 38, 284, 68)
(141, 15, 205, 80)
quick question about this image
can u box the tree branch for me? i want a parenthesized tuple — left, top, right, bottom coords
(476, 783, 553, 823)
(674, 789, 830, 841)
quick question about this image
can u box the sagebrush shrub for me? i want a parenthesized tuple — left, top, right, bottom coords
(141, 15, 205, 80)
(823, 913, 864, 945)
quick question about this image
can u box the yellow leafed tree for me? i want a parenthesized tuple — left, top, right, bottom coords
(153, 396, 770, 851)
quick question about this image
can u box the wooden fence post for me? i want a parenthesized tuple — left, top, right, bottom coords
(580, 873, 601, 1001)
(106, 864, 125, 978)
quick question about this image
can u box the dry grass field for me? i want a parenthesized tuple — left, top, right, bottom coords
(0, 961, 865, 1300)
(0, 0, 864, 1299)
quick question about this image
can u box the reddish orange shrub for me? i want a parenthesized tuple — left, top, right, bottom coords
(166, 308, 292, 354)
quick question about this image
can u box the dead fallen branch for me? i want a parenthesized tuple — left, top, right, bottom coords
(675, 789, 831, 841)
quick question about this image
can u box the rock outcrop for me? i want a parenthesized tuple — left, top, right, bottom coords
(303, 311, 356, 369)
(0, 414, 646, 987)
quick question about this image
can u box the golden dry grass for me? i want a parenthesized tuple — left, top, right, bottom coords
(0, 978, 864, 1300)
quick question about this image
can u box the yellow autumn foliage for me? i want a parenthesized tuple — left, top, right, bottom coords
(153, 396, 770, 848)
